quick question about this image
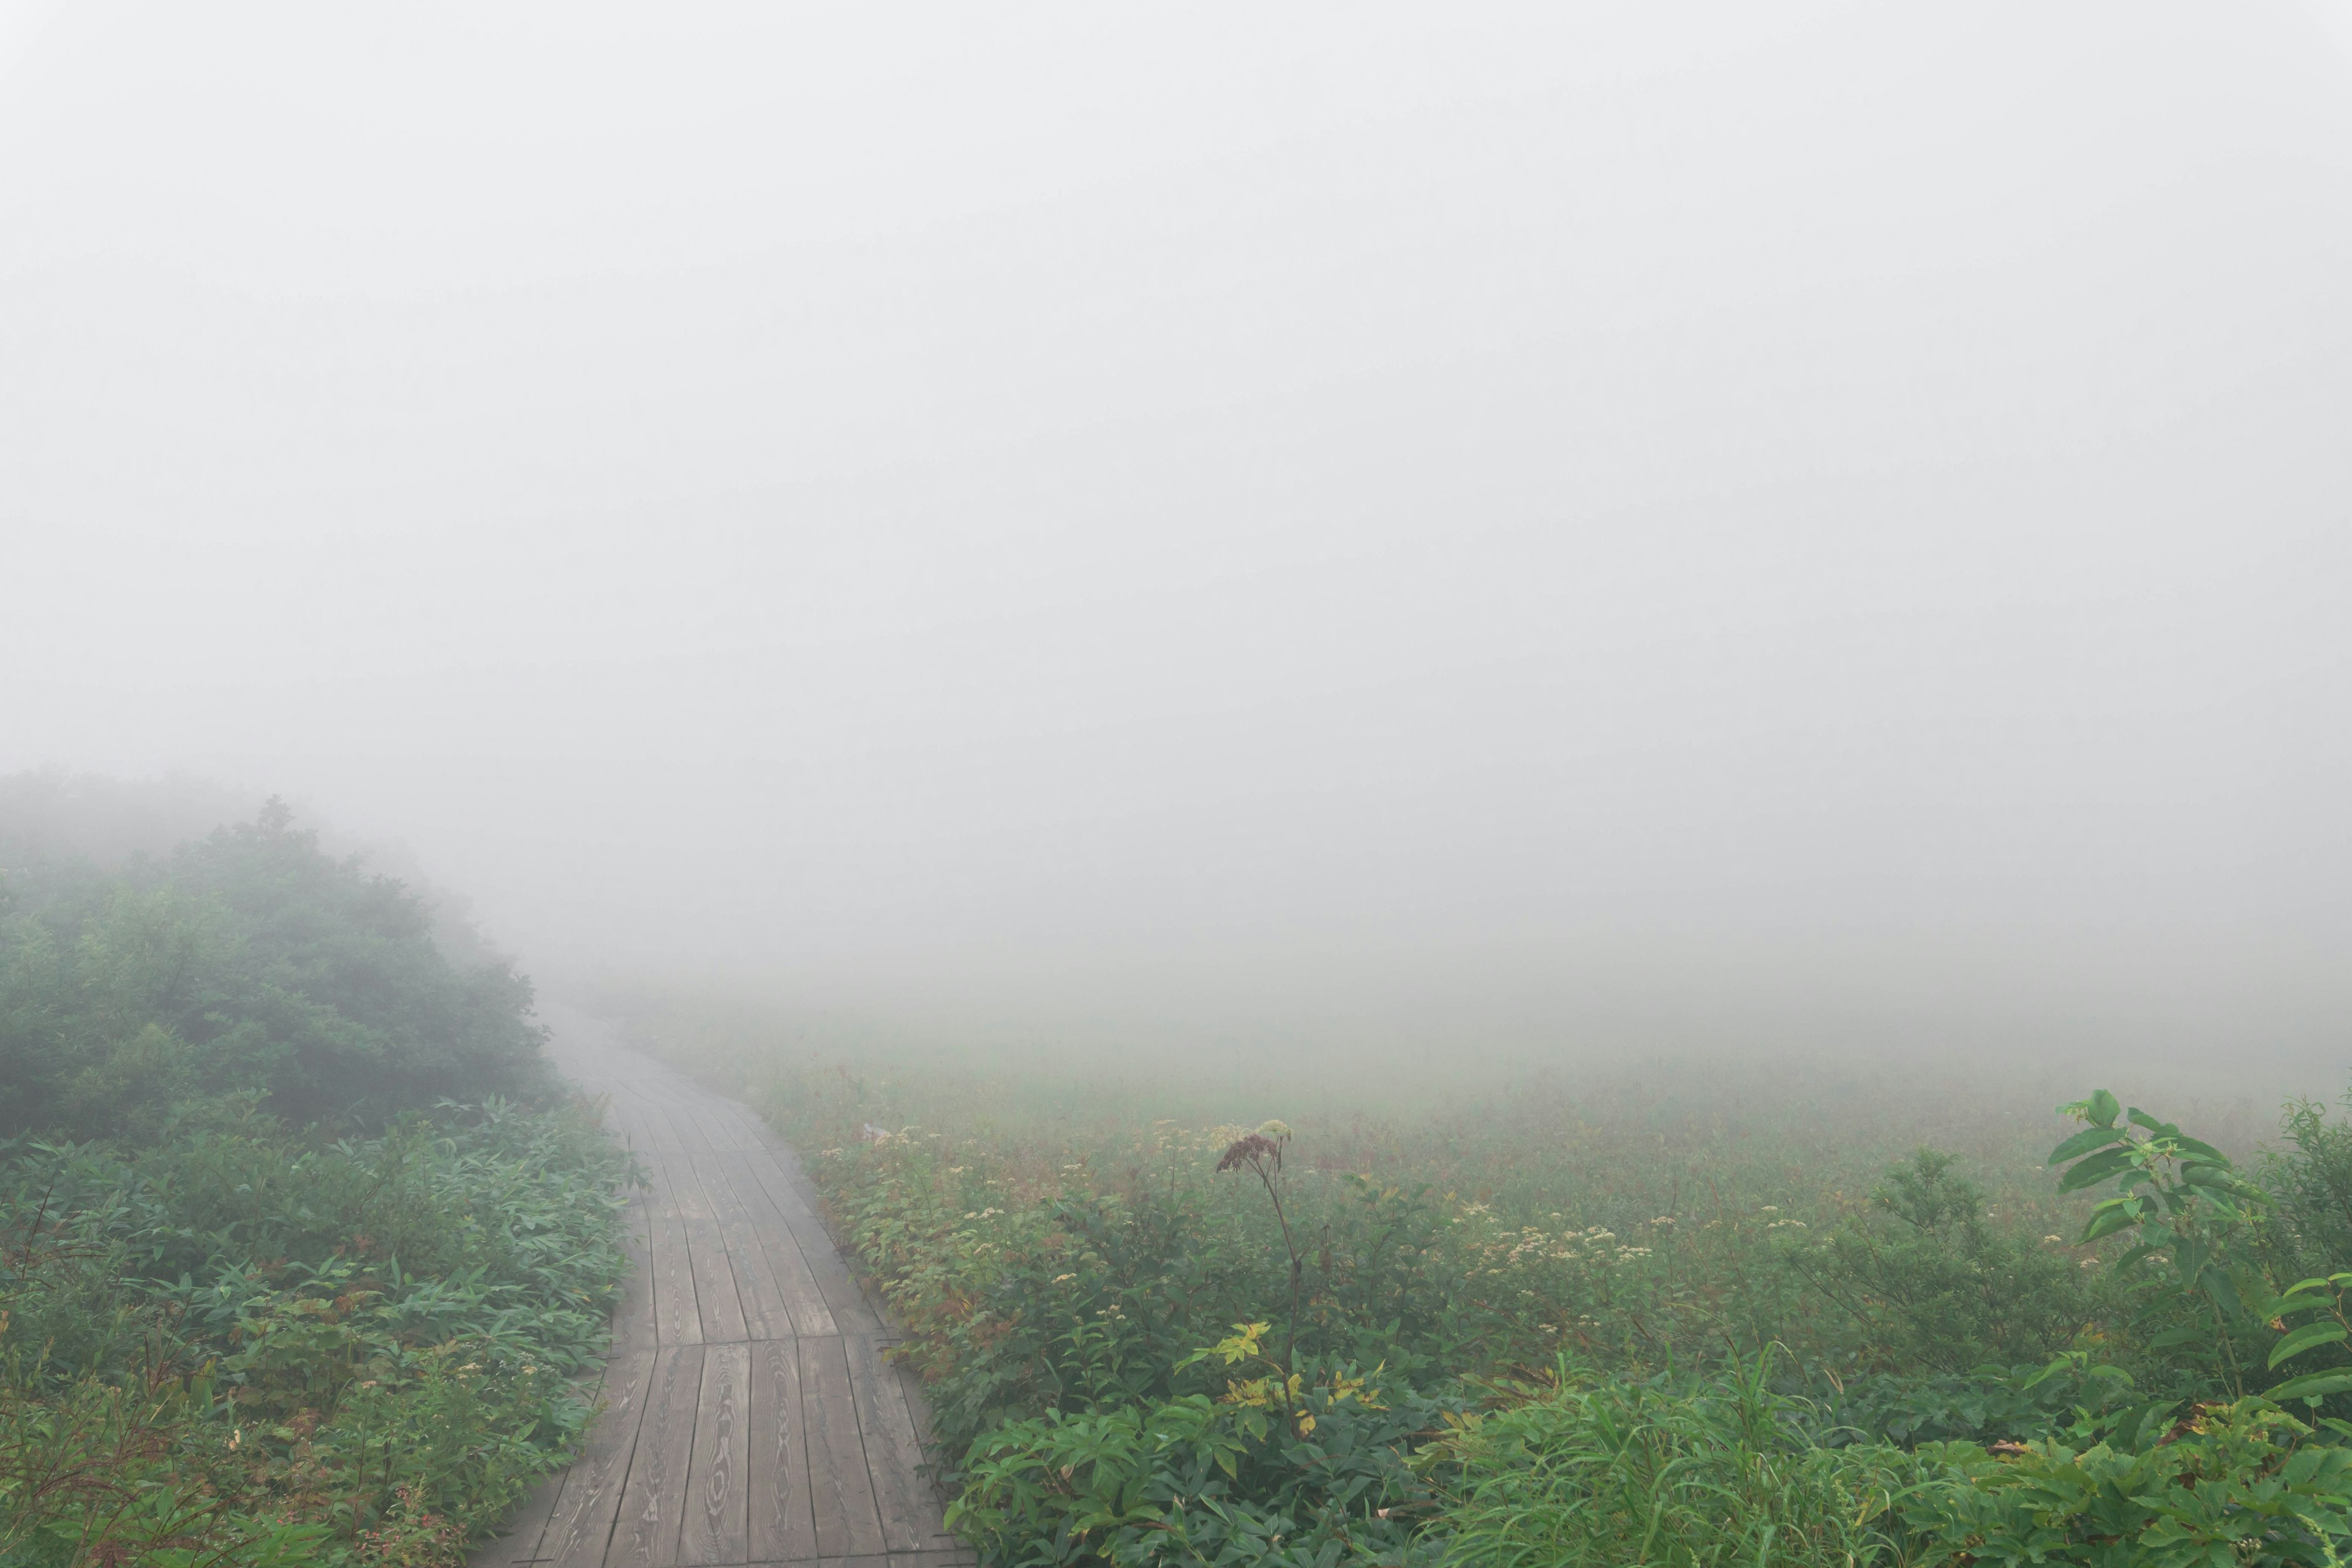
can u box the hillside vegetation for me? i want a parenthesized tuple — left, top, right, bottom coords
(624, 1001, 2352, 1567)
(0, 783, 631, 1567)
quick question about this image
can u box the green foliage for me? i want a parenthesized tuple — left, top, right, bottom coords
(0, 1100, 632, 1567)
(1, 799, 551, 1138)
(953, 1371, 1446, 1568)
(1417, 1354, 1919, 1567)
(626, 995, 2352, 1567)
(1905, 1402, 2352, 1567)
(1789, 1148, 2106, 1375)
(0, 784, 629, 1567)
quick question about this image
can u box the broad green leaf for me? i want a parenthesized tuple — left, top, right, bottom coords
(2049, 1126, 2122, 1165)
(2261, 1281, 2335, 1317)
(2173, 1135, 2230, 1165)
(2081, 1204, 2140, 1243)
(2087, 1089, 2120, 1128)
(2269, 1322, 2348, 1370)
(2126, 1107, 2165, 1134)
(2059, 1147, 2139, 1193)
(2266, 1370, 2352, 1403)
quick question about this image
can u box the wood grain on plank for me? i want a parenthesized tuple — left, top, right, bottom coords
(473, 1467, 564, 1567)
(800, 1336, 888, 1559)
(843, 1335, 941, 1552)
(611, 1343, 705, 1568)
(612, 1194, 660, 1354)
(541, 1347, 658, 1568)
(709, 1149, 838, 1338)
(639, 1146, 706, 1348)
(688, 1149, 800, 1340)
(679, 1342, 749, 1566)
(749, 1336, 820, 1564)
(665, 1139, 750, 1344)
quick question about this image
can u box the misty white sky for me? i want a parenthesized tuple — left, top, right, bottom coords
(6, 3, 2352, 1060)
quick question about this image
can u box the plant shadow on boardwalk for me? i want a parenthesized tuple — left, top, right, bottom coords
(473, 1016, 970, 1568)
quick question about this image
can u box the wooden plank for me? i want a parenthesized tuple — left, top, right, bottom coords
(890, 1359, 938, 1458)
(801, 1336, 888, 1559)
(543, 1348, 658, 1568)
(663, 1091, 748, 1154)
(748, 1338, 819, 1564)
(471, 1466, 564, 1567)
(640, 1144, 706, 1347)
(611, 1343, 706, 1568)
(728, 1137, 824, 1223)
(669, 1144, 750, 1344)
(612, 1193, 659, 1354)
(844, 1335, 941, 1552)
(688, 1149, 799, 1340)
(679, 1342, 749, 1566)
(733, 1152, 881, 1335)
(709, 1149, 837, 1337)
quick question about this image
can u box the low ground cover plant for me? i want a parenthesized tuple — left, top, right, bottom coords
(618, 995, 2352, 1566)
(0, 783, 631, 1567)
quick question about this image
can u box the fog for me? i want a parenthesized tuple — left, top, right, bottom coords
(6, 4, 2352, 1068)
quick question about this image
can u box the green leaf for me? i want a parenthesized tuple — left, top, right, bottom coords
(2173, 1136, 2230, 1165)
(2258, 1281, 2334, 1319)
(2059, 1147, 2139, 1193)
(2081, 1204, 2140, 1244)
(2126, 1107, 2166, 1134)
(2266, 1370, 2352, 1403)
(2050, 1126, 2122, 1165)
(2087, 1090, 2120, 1128)
(2267, 1322, 2349, 1368)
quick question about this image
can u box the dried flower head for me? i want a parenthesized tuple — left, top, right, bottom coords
(1218, 1133, 1283, 1173)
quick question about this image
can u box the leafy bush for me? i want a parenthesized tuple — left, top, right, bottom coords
(953, 1363, 1447, 1568)
(1, 799, 550, 1137)
(0, 1099, 631, 1567)
(1906, 1401, 2352, 1567)
(1416, 1355, 1918, 1568)
(0, 783, 629, 1567)
(1789, 1148, 2106, 1377)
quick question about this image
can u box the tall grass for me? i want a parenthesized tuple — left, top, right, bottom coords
(1422, 1356, 1920, 1568)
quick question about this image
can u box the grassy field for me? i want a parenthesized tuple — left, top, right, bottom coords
(614, 989, 2352, 1567)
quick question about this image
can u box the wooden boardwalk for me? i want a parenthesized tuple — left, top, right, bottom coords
(474, 1018, 968, 1568)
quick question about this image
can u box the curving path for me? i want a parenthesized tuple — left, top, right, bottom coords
(474, 1014, 967, 1568)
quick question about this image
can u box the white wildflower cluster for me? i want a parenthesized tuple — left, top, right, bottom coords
(1472, 1222, 1655, 1274)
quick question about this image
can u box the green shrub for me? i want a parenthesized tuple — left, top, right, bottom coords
(0, 783, 629, 1567)
(1, 800, 549, 1139)
(1905, 1401, 2352, 1567)
(1415, 1355, 1918, 1568)
(0, 1099, 632, 1567)
(1789, 1149, 2106, 1377)
(952, 1364, 1447, 1568)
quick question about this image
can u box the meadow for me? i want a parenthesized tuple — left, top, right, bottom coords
(0, 787, 633, 1567)
(617, 993, 2352, 1567)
